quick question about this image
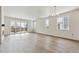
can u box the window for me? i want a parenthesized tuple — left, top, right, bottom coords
(21, 22, 26, 28)
(16, 22, 20, 28)
(10, 20, 16, 27)
(46, 19, 49, 28)
(57, 16, 69, 30)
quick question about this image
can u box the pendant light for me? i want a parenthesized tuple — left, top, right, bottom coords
(53, 6, 56, 16)
(49, 6, 56, 16)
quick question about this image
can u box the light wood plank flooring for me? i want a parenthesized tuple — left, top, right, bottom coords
(0, 33, 79, 53)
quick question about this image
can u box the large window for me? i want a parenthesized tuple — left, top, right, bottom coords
(10, 19, 27, 33)
(57, 16, 69, 30)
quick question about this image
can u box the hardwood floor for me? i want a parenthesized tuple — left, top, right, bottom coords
(0, 32, 79, 53)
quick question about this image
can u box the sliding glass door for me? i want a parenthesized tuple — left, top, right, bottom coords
(4, 16, 35, 36)
(9, 18, 28, 35)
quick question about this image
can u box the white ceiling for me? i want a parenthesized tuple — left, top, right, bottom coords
(3, 6, 79, 20)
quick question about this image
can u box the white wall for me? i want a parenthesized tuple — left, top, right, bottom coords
(3, 6, 45, 19)
(35, 8, 79, 40)
(0, 7, 2, 43)
(4, 17, 11, 35)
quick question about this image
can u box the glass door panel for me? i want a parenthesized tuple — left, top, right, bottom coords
(10, 19, 16, 34)
(15, 20, 21, 34)
(20, 21, 27, 33)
